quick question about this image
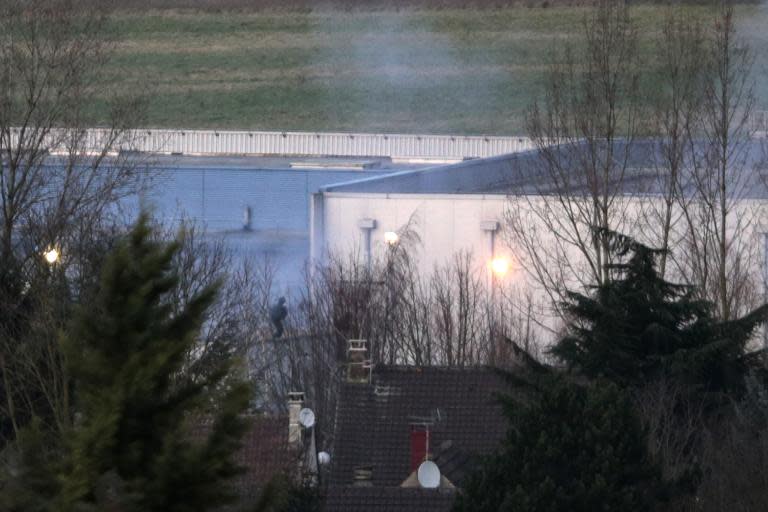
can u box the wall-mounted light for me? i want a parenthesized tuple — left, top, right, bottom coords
(480, 220, 500, 232)
(384, 231, 399, 245)
(43, 248, 59, 265)
(490, 257, 509, 278)
(358, 218, 376, 230)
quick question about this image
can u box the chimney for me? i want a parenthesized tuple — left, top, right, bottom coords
(347, 339, 371, 383)
(410, 426, 429, 472)
(288, 391, 304, 447)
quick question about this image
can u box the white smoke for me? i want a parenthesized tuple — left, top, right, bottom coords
(309, 9, 504, 135)
(735, 1, 768, 107)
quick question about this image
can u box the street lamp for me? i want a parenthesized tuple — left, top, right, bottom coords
(358, 218, 377, 271)
(384, 231, 399, 245)
(43, 248, 59, 265)
(481, 220, 506, 288)
(490, 257, 509, 278)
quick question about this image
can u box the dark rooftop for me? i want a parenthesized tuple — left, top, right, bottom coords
(325, 487, 457, 512)
(329, 366, 510, 490)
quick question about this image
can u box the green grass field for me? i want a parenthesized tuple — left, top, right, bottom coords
(102, 5, 768, 135)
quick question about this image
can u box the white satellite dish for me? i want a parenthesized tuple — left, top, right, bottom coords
(298, 408, 316, 428)
(318, 451, 331, 465)
(417, 460, 441, 489)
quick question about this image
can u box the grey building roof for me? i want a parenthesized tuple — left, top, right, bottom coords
(116, 153, 434, 290)
(123, 153, 430, 233)
(320, 138, 768, 198)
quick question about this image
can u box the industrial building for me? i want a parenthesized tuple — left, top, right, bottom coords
(310, 139, 768, 338)
(112, 129, 533, 291)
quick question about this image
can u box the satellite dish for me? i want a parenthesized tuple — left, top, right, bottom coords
(298, 408, 316, 428)
(318, 451, 331, 465)
(417, 460, 441, 489)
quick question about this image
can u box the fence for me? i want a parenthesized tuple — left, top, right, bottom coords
(10, 112, 766, 159)
(8, 127, 535, 160)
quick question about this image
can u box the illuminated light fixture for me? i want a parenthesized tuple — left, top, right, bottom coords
(384, 231, 399, 245)
(490, 257, 509, 277)
(43, 248, 59, 265)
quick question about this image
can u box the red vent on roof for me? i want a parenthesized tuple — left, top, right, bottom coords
(410, 427, 427, 472)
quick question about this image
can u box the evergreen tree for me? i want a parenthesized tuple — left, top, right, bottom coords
(552, 230, 768, 392)
(0, 418, 60, 512)
(454, 376, 666, 512)
(57, 214, 252, 511)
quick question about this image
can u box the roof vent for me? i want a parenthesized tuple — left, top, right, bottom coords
(374, 385, 400, 397)
(353, 466, 373, 487)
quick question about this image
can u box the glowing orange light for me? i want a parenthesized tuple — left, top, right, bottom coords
(384, 231, 399, 245)
(490, 257, 509, 277)
(43, 248, 59, 265)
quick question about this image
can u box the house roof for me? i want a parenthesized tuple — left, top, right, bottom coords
(325, 487, 457, 512)
(328, 365, 510, 490)
(233, 415, 293, 500)
(190, 414, 294, 504)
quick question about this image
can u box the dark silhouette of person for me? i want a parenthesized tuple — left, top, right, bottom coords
(270, 297, 288, 338)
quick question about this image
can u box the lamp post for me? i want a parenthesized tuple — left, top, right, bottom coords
(358, 218, 377, 271)
(490, 257, 509, 280)
(481, 220, 505, 295)
(482, 220, 511, 350)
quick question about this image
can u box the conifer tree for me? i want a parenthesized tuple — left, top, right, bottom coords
(57, 214, 251, 511)
(552, 230, 768, 392)
(454, 377, 666, 512)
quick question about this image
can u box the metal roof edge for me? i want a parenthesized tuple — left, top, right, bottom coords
(318, 147, 544, 194)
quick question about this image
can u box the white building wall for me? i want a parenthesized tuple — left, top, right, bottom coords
(316, 192, 524, 286)
(312, 192, 768, 346)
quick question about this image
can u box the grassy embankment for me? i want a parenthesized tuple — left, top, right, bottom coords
(101, 4, 768, 135)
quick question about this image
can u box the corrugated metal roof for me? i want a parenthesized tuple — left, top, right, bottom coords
(320, 138, 768, 198)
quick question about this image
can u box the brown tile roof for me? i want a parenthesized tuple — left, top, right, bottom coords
(194, 414, 295, 502)
(329, 366, 510, 489)
(325, 487, 456, 512)
(234, 415, 294, 500)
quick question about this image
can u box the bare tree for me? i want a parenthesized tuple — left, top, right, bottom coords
(431, 252, 487, 366)
(633, 379, 706, 512)
(673, 2, 764, 321)
(507, 0, 643, 310)
(0, 0, 149, 444)
(638, 7, 707, 279)
(694, 373, 768, 511)
(507, 1, 765, 334)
